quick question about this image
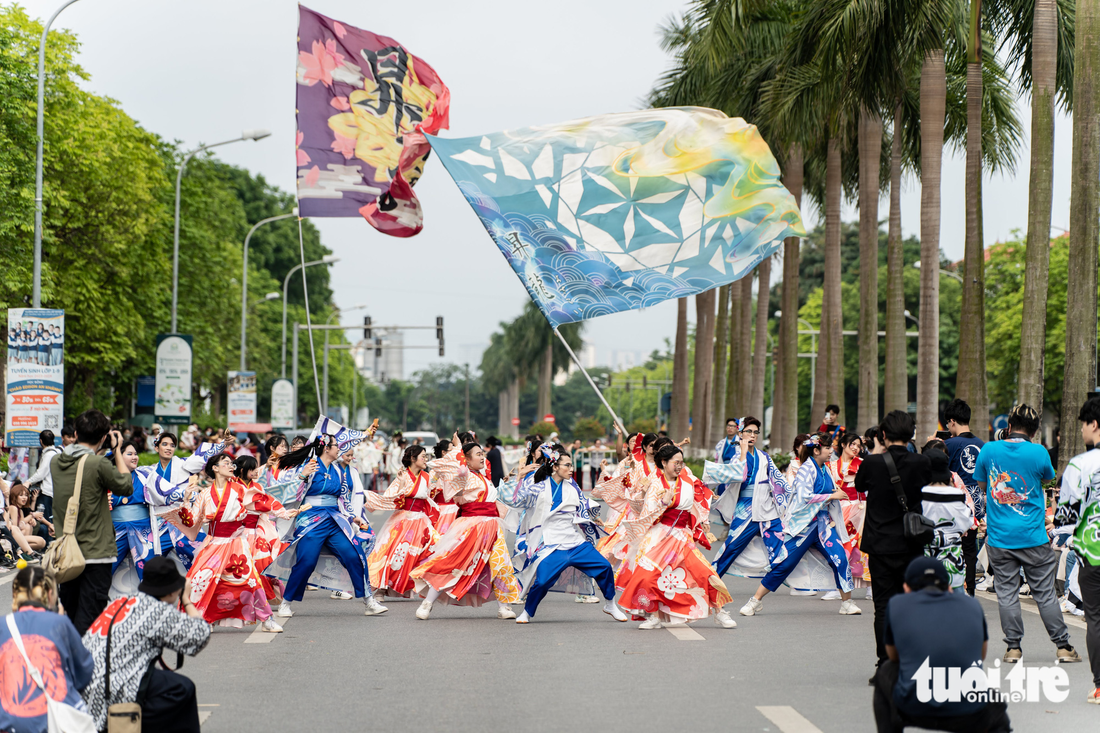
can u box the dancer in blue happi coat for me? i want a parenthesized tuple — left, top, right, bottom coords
(499, 443, 629, 624)
(706, 416, 792, 578)
(737, 434, 862, 617)
(267, 420, 391, 618)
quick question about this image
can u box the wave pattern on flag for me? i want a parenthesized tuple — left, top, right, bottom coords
(296, 5, 450, 237)
(428, 107, 805, 327)
(308, 416, 367, 454)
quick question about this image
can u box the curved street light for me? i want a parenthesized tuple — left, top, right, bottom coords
(172, 128, 271, 332)
(281, 255, 340, 378)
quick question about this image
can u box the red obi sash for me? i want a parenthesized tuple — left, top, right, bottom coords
(459, 501, 498, 517)
(210, 521, 243, 538)
(659, 509, 695, 529)
(401, 498, 432, 515)
(243, 515, 259, 529)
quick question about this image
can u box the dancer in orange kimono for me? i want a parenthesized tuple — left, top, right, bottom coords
(410, 436, 521, 619)
(428, 440, 458, 536)
(184, 453, 298, 632)
(367, 445, 439, 602)
(232, 455, 294, 611)
(593, 433, 661, 571)
(615, 443, 737, 630)
(827, 432, 870, 600)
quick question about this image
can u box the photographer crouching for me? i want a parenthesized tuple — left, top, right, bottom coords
(81, 556, 210, 732)
(872, 556, 1011, 733)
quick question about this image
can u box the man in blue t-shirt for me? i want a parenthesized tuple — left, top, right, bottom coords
(942, 399, 985, 595)
(974, 404, 1080, 665)
(874, 557, 1010, 732)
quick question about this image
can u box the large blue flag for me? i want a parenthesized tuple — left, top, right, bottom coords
(427, 107, 805, 327)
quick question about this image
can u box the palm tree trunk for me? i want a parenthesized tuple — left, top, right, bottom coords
(1061, 0, 1100, 470)
(710, 284, 731, 445)
(509, 379, 521, 440)
(958, 3, 990, 438)
(779, 145, 804, 443)
(884, 100, 908, 414)
(824, 136, 844, 425)
(692, 290, 716, 448)
(538, 342, 553, 419)
(671, 298, 691, 438)
(1018, 0, 1058, 412)
(918, 48, 946, 440)
(739, 272, 754, 413)
(858, 109, 883, 432)
(726, 276, 743, 418)
(750, 258, 771, 419)
(498, 389, 508, 435)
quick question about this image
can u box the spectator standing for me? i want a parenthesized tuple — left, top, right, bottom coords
(856, 410, 932, 672)
(81, 556, 211, 732)
(60, 425, 76, 447)
(588, 438, 607, 490)
(0, 566, 94, 733)
(570, 439, 585, 487)
(485, 436, 504, 487)
(974, 403, 1080, 665)
(23, 430, 60, 522)
(817, 404, 845, 442)
(49, 409, 133, 636)
(1054, 396, 1100, 702)
(941, 399, 985, 595)
(872, 556, 1010, 733)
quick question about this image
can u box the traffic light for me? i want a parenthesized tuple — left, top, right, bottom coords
(374, 336, 382, 358)
(439, 342, 445, 357)
(363, 315, 372, 340)
(436, 316, 444, 357)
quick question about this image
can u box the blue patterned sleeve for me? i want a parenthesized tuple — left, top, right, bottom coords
(499, 474, 540, 509)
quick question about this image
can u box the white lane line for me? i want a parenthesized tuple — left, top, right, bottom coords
(0, 571, 16, 586)
(665, 625, 705, 641)
(975, 592, 1087, 630)
(198, 710, 212, 726)
(244, 616, 290, 643)
(756, 706, 824, 733)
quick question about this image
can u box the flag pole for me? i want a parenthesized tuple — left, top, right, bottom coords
(553, 327, 626, 436)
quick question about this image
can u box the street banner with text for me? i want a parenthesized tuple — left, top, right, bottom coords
(155, 334, 193, 424)
(5, 308, 65, 446)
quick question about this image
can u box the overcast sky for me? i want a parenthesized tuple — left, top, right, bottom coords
(26, 0, 1075, 378)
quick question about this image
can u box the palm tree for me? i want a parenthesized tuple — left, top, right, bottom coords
(750, 258, 771, 420)
(710, 284, 731, 444)
(670, 298, 691, 438)
(508, 302, 583, 422)
(1061, 0, 1098, 468)
(777, 144, 804, 445)
(739, 272, 755, 412)
(726, 274, 744, 419)
(692, 289, 717, 447)
(884, 98, 908, 414)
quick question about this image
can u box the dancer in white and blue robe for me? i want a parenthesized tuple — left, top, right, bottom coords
(736, 434, 862, 617)
(266, 419, 390, 617)
(711, 417, 741, 501)
(499, 444, 628, 624)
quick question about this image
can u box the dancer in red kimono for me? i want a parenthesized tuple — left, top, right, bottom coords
(429, 440, 458, 536)
(232, 455, 294, 611)
(410, 436, 521, 619)
(184, 453, 297, 632)
(615, 443, 737, 630)
(367, 445, 439, 602)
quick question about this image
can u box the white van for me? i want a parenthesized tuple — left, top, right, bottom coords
(401, 431, 439, 449)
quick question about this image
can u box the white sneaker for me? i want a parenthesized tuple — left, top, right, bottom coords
(865, 588, 873, 601)
(790, 588, 817, 596)
(638, 614, 662, 630)
(276, 601, 293, 618)
(715, 609, 737, 628)
(603, 602, 629, 622)
(575, 594, 600, 603)
(415, 599, 432, 620)
(363, 597, 388, 616)
(330, 590, 353, 600)
(839, 599, 862, 615)
(497, 603, 516, 620)
(516, 611, 531, 624)
(821, 590, 842, 601)
(306, 584, 319, 591)
(260, 618, 283, 633)
(976, 578, 994, 593)
(739, 597, 763, 616)
(1061, 597, 1085, 617)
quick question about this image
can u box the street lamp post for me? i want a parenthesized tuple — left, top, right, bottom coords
(281, 255, 340, 378)
(32, 0, 83, 308)
(904, 309, 920, 329)
(240, 211, 296, 371)
(172, 129, 271, 332)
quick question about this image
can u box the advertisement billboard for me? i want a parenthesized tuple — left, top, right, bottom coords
(155, 334, 193, 424)
(5, 308, 65, 446)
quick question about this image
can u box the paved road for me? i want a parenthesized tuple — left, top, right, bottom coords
(2, 564, 1095, 732)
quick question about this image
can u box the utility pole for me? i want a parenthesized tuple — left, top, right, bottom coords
(464, 363, 470, 427)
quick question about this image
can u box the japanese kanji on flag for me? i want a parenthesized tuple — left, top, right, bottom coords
(295, 5, 450, 237)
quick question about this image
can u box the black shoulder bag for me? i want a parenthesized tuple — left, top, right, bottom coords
(882, 450, 935, 544)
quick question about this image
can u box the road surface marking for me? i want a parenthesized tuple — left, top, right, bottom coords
(198, 710, 212, 726)
(244, 617, 290, 643)
(665, 625, 705, 641)
(976, 593, 1087, 630)
(756, 706, 823, 733)
(0, 571, 15, 586)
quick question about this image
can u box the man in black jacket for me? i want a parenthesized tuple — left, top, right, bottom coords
(857, 410, 932, 673)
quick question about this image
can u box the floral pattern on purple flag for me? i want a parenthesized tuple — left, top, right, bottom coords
(296, 5, 450, 237)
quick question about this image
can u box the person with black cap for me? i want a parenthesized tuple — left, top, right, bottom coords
(81, 556, 211, 732)
(873, 556, 1011, 733)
